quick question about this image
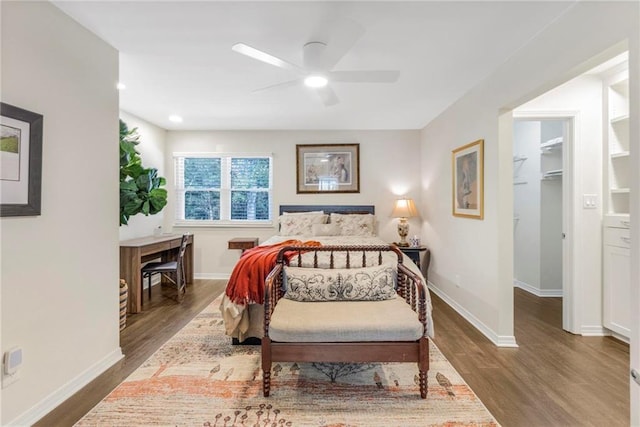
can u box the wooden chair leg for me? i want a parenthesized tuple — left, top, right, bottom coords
(175, 271, 184, 302)
(262, 338, 272, 397)
(419, 370, 427, 399)
(419, 337, 429, 399)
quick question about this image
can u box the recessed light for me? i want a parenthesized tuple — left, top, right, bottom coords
(304, 74, 328, 88)
(116, 82, 126, 90)
(169, 115, 183, 123)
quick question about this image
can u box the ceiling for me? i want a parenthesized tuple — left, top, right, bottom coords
(53, 1, 575, 131)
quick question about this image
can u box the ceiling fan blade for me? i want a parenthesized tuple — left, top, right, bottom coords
(329, 70, 400, 83)
(251, 79, 302, 93)
(232, 43, 302, 73)
(315, 85, 339, 107)
(308, 19, 365, 71)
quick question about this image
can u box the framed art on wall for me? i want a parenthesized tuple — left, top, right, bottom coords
(1, 102, 44, 217)
(296, 143, 360, 194)
(452, 139, 483, 219)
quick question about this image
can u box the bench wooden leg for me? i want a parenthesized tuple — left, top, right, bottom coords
(262, 337, 272, 397)
(419, 337, 429, 399)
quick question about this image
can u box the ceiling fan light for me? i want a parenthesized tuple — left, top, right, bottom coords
(304, 74, 328, 88)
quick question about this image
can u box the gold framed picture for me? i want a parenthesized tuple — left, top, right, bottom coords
(452, 139, 484, 219)
(296, 143, 360, 194)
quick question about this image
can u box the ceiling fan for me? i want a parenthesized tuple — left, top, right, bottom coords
(232, 27, 400, 106)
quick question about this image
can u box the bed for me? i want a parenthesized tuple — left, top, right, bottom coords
(219, 205, 434, 343)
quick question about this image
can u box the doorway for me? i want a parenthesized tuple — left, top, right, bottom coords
(513, 117, 572, 333)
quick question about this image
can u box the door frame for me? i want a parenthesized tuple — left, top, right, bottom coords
(512, 111, 578, 333)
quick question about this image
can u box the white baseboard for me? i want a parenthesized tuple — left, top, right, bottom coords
(581, 325, 610, 336)
(606, 330, 630, 344)
(514, 279, 562, 297)
(428, 282, 518, 348)
(195, 273, 230, 280)
(8, 348, 124, 426)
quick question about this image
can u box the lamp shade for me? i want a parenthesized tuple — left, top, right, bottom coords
(391, 198, 419, 218)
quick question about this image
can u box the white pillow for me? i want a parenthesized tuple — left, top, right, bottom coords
(312, 223, 341, 236)
(279, 214, 328, 236)
(284, 264, 396, 302)
(329, 213, 376, 236)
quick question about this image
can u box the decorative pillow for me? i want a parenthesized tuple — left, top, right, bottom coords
(312, 223, 342, 236)
(283, 264, 396, 302)
(279, 214, 328, 236)
(330, 213, 376, 236)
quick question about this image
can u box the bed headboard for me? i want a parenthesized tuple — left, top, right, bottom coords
(279, 205, 375, 215)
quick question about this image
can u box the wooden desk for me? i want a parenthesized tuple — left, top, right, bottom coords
(120, 234, 194, 313)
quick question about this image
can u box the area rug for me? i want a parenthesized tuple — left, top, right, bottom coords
(77, 297, 499, 426)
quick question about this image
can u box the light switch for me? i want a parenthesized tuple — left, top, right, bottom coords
(583, 194, 597, 209)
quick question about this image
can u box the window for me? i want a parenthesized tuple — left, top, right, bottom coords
(174, 154, 272, 224)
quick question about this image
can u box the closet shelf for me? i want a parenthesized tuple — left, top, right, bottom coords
(611, 151, 630, 159)
(513, 155, 528, 162)
(513, 180, 528, 185)
(611, 114, 629, 124)
(541, 137, 563, 151)
(542, 169, 562, 180)
(611, 188, 630, 194)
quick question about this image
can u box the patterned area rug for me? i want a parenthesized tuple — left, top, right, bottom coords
(77, 297, 499, 426)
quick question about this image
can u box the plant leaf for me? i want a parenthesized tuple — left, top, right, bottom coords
(124, 199, 143, 215)
(142, 200, 150, 215)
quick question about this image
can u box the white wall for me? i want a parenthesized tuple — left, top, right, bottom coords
(119, 110, 168, 241)
(516, 76, 604, 332)
(164, 130, 422, 277)
(0, 2, 121, 425)
(420, 1, 638, 347)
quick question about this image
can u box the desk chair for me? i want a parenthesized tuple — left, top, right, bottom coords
(141, 234, 189, 303)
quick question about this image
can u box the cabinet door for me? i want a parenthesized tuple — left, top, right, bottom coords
(603, 244, 631, 338)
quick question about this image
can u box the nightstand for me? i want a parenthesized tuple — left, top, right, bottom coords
(228, 237, 259, 253)
(393, 245, 428, 269)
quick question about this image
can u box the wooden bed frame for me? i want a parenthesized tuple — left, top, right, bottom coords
(261, 244, 430, 398)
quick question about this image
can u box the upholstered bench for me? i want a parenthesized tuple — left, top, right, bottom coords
(262, 245, 430, 398)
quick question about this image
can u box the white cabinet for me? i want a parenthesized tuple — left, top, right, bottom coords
(603, 230, 631, 338)
(602, 62, 630, 339)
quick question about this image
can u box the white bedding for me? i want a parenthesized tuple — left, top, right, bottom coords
(220, 235, 434, 340)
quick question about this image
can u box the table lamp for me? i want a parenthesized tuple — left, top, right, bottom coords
(391, 198, 419, 247)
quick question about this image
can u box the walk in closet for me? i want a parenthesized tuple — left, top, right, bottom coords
(513, 119, 565, 296)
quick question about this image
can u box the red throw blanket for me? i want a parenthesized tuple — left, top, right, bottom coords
(225, 240, 321, 305)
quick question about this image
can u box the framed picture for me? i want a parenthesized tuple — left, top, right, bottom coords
(1, 103, 43, 217)
(296, 143, 360, 194)
(452, 139, 483, 219)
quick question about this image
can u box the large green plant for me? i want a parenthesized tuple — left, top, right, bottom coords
(119, 119, 167, 225)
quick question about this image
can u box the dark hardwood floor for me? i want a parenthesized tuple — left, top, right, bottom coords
(432, 288, 630, 427)
(34, 279, 227, 427)
(36, 284, 629, 427)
